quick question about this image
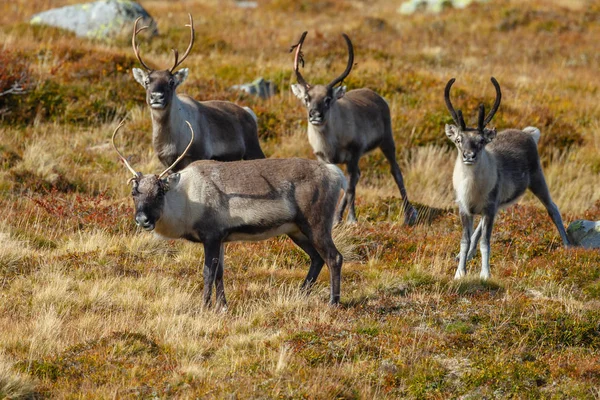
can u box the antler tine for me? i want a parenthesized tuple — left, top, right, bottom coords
(171, 48, 179, 71)
(291, 31, 310, 89)
(158, 121, 195, 179)
(111, 120, 141, 179)
(483, 77, 502, 126)
(444, 78, 463, 127)
(326, 33, 354, 89)
(457, 110, 467, 131)
(170, 13, 195, 72)
(132, 17, 153, 71)
(477, 104, 485, 132)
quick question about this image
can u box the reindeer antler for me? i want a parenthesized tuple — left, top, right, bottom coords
(444, 78, 466, 130)
(170, 14, 195, 73)
(445, 77, 502, 132)
(158, 121, 195, 178)
(290, 31, 310, 89)
(326, 33, 354, 89)
(483, 77, 501, 127)
(132, 17, 153, 71)
(112, 120, 141, 181)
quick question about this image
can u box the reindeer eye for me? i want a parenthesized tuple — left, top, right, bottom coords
(169, 79, 175, 87)
(304, 95, 310, 103)
(456, 136, 462, 144)
(324, 97, 331, 107)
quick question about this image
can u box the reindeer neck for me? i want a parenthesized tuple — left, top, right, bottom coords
(150, 97, 184, 146)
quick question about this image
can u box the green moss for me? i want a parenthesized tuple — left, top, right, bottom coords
(404, 358, 448, 398)
(445, 321, 475, 335)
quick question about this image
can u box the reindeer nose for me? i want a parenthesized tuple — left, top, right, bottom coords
(462, 151, 476, 163)
(135, 213, 154, 230)
(309, 109, 325, 125)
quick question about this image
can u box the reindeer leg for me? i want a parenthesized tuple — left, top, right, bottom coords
(479, 210, 496, 280)
(309, 232, 343, 305)
(334, 195, 348, 226)
(455, 212, 473, 279)
(380, 141, 417, 226)
(467, 219, 483, 260)
(529, 171, 570, 246)
(202, 240, 222, 307)
(288, 232, 325, 293)
(214, 244, 227, 309)
(343, 157, 361, 225)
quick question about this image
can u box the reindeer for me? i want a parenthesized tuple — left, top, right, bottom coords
(444, 77, 570, 280)
(290, 31, 417, 225)
(131, 14, 265, 171)
(112, 120, 346, 306)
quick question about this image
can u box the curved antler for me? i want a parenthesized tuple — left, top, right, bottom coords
(132, 17, 153, 71)
(444, 78, 466, 129)
(170, 14, 195, 73)
(477, 104, 485, 132)
(326, 33, 354, 89)
(291, 31, 310, 89)
(112, 120, 141, 179)
(158, 121, 195, 178)
(483, 77, 501, 127)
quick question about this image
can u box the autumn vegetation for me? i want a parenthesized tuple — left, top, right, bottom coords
(0, 0, 599, 398)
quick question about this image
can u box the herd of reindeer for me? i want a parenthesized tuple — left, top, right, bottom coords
(110, 15, 571, 308)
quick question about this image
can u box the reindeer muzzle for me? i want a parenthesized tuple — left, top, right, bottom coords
(149, 92, 167, 109)
(135, 213, 155, 231)
(462, 152, 477, 165)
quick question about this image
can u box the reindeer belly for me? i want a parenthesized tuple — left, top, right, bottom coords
(225, 223, 299, 242)
(223, 197, 297, 241)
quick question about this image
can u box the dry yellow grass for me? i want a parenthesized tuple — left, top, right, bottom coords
(0, 0, 599, 398)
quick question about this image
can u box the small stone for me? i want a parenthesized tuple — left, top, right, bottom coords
(230, 77, 277, 99)
(397, 0, 490, 15)
(567, 220, 600, 249)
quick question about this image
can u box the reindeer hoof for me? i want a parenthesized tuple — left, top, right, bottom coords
(345, 216, 358, 225)
(454, 269, 466, 279)
(404, 207, 418, 226)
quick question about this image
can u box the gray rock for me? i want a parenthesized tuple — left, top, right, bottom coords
(235, 1, 258, 9)
(230, 77, 277, 99)
(398, 0, 489, 15)
(567, 220, 600, 249)
(30, 0, 157, 40)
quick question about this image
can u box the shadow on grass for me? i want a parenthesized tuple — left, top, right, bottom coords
(449, 278, 505, 297)
(361, 197, 452, 225)
(413, 202, 453, 226)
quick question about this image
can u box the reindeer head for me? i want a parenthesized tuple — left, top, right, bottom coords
(290, 31, 354, 126)
(131, 14, 195, 111)
(444, 77, 502, 165)
(112, 120, 194, 231)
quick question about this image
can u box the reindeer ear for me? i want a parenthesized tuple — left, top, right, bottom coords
(333, 85, 346, 100)
(445, 124, 460, 141)
(161, 172, 179, 190)
(166, 172, 180, 185)
(291, 84, 306, 100)
(173, 68, 189, 87)
(483, 127, 497, 143)
(132, 68, 148, 87)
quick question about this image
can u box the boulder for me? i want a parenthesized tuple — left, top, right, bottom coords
(567, 220, 600, 249)
(398, 0, 489, 15)
(230, 77, 277, 99)
(30, 0, 157, 40)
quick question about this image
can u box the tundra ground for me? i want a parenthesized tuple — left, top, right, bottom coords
(1, 0, 600, 398)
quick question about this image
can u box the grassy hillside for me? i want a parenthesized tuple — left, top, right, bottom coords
(1, 0, 599, 398)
